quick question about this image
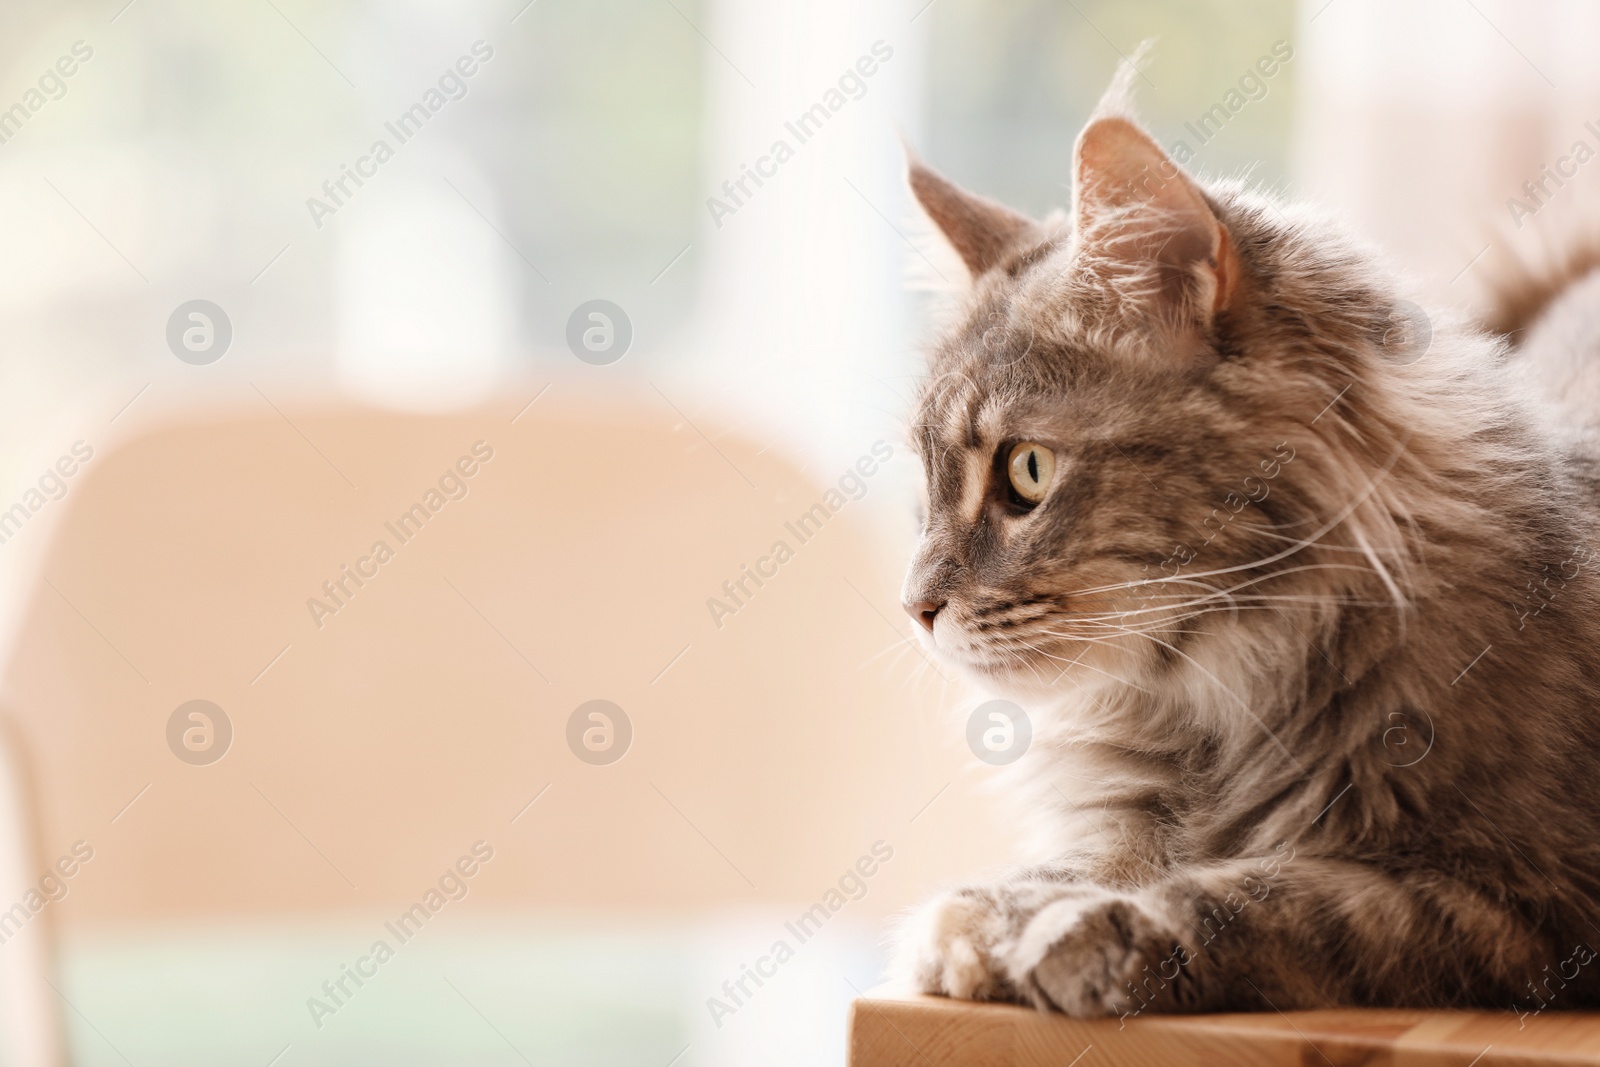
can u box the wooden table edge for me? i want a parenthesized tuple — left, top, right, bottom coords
(847, 987, 1600, 1066)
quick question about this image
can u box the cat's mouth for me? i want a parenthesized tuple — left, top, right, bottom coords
(918, 595, 1152, 692)
(920, 606, 1071, 681)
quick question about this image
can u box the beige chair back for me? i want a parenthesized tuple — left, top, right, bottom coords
(1, 395, 1011, 934)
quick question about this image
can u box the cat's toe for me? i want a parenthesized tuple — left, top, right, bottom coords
(893, 891, 1008, 1001)
(1009, 894, 1177, 1017)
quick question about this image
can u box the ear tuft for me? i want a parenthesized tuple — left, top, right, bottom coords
(907, 152, 1041, 279)
(1088, 39, 1155, 125)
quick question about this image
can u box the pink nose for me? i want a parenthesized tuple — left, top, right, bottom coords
(905, 600, 944, 632)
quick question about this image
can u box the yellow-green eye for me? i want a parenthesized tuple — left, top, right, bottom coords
(1007, 442, 1054, 504)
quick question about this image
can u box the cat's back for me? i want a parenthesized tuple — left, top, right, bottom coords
(1481, 246, 1600, 485)
(1514, 265, 1600, 420)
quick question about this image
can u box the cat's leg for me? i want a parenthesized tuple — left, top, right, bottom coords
(895, 855, 1554, 1016)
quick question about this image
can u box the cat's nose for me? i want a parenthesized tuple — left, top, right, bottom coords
(905, 599, 944, 632)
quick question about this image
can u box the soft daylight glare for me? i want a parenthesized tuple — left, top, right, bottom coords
(1293, 0, 1600, 300)
(686, 1, 913, 477)
(334, 175, 517, 409)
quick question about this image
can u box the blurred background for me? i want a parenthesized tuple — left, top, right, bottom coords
(0, 0, 1590, 1063)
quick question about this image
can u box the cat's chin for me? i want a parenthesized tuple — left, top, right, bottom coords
(919, 626, 1012, 680)
(928, 633, 1149, 701)
(927, 641, 1085, 696)
(966, 661, 1095, 702)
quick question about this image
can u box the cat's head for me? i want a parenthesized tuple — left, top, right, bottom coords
(901, 77, 1444, 702)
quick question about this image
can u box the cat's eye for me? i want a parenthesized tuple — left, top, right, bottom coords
(1007, 442, 1054, 505)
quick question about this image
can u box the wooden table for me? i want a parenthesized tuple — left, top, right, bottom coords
(848, 987, 1600, 1065)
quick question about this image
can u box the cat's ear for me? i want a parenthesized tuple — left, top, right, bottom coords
(1071, 112, 1240, 326)
(907, 152, 1042, 279)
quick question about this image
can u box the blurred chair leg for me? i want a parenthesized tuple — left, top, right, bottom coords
(0, 715, 65, 1067)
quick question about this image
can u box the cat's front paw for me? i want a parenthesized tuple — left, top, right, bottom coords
(1013, 894, 1183, 1017)
(893, 884, 1186, 1017)
(893, 889, 1015, 1001)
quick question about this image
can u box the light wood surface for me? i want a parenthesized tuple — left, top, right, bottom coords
(848, 987, 1600, 1066)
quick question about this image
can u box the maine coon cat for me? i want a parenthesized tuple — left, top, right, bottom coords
(891, 65, 1600, 1020)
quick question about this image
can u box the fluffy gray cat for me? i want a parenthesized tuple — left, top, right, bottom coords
(891, 68, 1600, 1021)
